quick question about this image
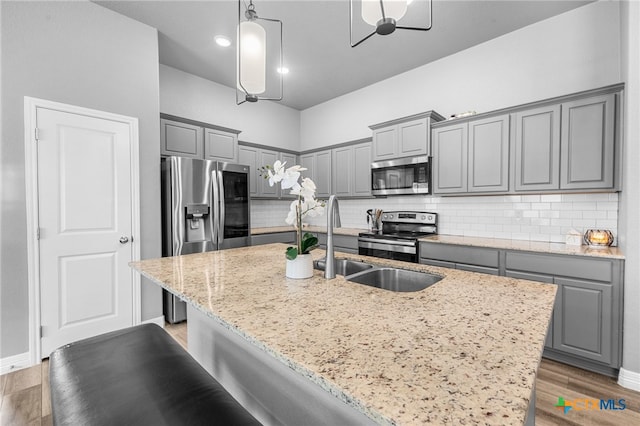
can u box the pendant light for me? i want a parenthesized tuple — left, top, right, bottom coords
(237, 0, 283, 104)
(350, 0, 432, 48)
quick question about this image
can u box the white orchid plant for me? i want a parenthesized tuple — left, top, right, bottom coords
(260, 161, 325, 260)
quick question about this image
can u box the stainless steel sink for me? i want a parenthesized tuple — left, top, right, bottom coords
(314, 258, 374, 276)
(346, 267, 443, 292)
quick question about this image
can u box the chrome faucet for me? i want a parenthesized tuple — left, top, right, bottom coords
(324, 195, 342, 279)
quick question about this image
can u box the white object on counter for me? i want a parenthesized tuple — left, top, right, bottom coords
(565, 229, 583, 246)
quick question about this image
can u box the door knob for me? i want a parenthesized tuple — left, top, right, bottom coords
(119, 236, 129, 244)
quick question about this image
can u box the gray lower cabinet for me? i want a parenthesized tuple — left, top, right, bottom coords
(419, 242, 500, 275)
(317, 234, 358, 254)
(251, 232, 296, 246)
(505, 251, 622, 375)
(420, 242, 623, 375)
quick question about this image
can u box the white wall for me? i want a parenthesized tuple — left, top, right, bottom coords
(0, 1, 162, 359)
(618, 0, 640, 389)
(160, 65, 300, 151)
(300, 1, 621, 150)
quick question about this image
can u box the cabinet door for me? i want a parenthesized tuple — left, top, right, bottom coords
(514, 105, 560, 191)
(299, 153, 315, 182)
(468, 115, 510, 193)
(553, 277, 613, 365)
(432, 124, 468, 194)
(352, 143, 372, 197)
(160, 118, 203, 158)
(259, 150, 279, 198)
(238, 146, 258, 197)
(372, 126, 398, 161)
(398, 118, 428, 157)
(332, 146, 353, 197)
(560, 94, 615, 189)
(315, 151, 332, 198)
(280, 152, 298, 199)
(506, 270, 555, 349)
(204, 128, 238, 163)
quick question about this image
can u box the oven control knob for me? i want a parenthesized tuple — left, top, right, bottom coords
(427, 215, 434, 221)
(421, 215, 426, 220)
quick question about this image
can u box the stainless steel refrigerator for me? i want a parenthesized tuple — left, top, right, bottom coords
(161, 156, 251, 323)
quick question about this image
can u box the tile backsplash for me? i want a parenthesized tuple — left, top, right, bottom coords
(252, 193, 619, 244)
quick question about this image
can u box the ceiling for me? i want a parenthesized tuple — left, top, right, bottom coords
(95, 0, 592, 110)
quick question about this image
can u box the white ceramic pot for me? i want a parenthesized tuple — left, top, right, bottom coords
(285, 254, 314, 279)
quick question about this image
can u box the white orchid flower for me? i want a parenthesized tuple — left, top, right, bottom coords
(267, 160, 286, 186)
(290, 177, 316, 201)
(285, 200, 298, 225)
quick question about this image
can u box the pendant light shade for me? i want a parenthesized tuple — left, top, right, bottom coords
(238, 21, 266, 95)
(236, 0, 283, 104)
(350, 0, 432, 47)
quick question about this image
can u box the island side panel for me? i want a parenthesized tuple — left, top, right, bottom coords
(187, 305, 379, 426)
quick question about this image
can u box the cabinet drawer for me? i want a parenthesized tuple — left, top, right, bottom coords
(251, 232, 296, 246)
(317, 234, 358, 251)
(505, 252, 612, 282)
(456, 264, 499, 276)
(420, 243, 499, 268)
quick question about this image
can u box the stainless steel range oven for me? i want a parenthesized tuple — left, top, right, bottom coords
(358, 211, 437, 263)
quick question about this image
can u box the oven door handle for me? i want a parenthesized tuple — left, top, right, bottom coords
(357, 237, 416, 247)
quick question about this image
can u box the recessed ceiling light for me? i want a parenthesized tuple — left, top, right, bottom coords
(277, 67, 289, 74)
(214, 35, 231, 47)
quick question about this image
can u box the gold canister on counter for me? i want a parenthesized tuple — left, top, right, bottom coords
(584, 229, 614, 247)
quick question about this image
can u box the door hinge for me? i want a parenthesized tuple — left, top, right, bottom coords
(34, 128, 40, 141)
(40, 326, 44, 338)
(36, 227, 40, 240)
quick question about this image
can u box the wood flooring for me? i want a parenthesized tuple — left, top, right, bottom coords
(1, 322, 638, 425)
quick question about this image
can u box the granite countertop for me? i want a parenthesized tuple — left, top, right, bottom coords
(421, 234, 625, 259)
(130, 244, 556, 425)
(252, 226, 364, 237)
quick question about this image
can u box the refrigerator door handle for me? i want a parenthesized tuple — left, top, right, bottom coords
(217, 170, 225, 246)
(211, 168, 220, 247)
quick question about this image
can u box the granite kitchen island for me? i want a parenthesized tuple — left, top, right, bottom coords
(130, 244, 556, 425)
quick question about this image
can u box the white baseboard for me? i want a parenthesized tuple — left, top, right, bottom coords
(141, 315, 165, 328)
(618, 368, 640, 392)
(0, 352, 33, 376)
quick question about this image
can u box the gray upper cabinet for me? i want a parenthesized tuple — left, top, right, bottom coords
(279, 152, 298, 199)
(560, 93, 615, 190)
(161, 116, 240, 162)
(331, 142, 372, 198)
(204, 128, 238, 163)
(161, 118, 203, 158)
(433, 115, 509, 194)
(238, 145, 281, 198)
(370, 111, 445, 162)
(432, 123, 468, 194)
(300, 150, 332, 198)
(332, 146, 353, 197)
(468, 115, 510, 193)
(372, 126, 398, 161)
(432, 85, 621, 196)
(514, 105, 561, 191)
(352, 142, 372, 197)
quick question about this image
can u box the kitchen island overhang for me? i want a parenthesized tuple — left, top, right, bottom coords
(130, 243, 556, 425)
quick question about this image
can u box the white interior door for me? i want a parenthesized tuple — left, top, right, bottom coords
(37, 107, 135, 357)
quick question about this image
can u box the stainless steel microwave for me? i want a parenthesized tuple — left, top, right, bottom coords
(371, 156, 431, 196)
